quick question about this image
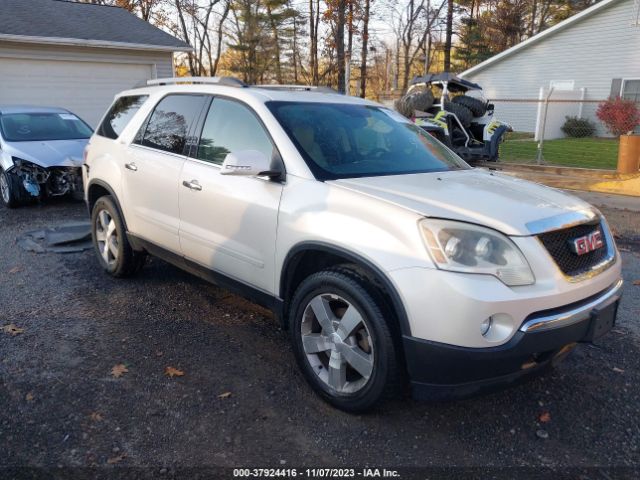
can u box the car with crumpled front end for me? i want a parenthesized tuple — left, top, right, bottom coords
(0, 105, 92, 208)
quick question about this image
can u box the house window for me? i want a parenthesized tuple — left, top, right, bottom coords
(621, 79, 640, 103)
(550, 80, 574, 91)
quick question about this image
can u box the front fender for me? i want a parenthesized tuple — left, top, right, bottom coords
(275, 176, 436, 319)
(276, 176, 434, 277)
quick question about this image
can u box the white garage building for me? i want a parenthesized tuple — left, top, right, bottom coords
(0, 0, 190, 126)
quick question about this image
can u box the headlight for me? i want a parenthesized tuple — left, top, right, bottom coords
(419, 219, 535, 286)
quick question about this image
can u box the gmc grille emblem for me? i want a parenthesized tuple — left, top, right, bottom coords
(569, 230, 604, 256)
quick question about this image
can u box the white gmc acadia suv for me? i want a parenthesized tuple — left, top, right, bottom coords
(83, 77, 623, 412)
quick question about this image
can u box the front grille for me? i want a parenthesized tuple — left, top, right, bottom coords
(538, 221, 610, 277)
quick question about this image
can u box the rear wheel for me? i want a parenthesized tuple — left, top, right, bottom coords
(0, 169, 24, 208)
(289, 269, 401, 412)
(91, 195, 146, 277)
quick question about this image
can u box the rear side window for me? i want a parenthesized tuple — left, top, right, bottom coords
(97, 95, 148, 139)
(136, 94, 206, 155)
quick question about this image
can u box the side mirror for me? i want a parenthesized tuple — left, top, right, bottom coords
(220, 150, 280, 178)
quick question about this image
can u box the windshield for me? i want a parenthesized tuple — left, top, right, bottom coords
(0, 112, 93, 142)
(267, 101, 469, 180)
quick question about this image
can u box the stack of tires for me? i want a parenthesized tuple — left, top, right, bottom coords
(395, 88, 488, 129)
(448, 95, 488, 127)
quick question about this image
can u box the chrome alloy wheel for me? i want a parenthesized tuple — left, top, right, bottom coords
(0, 174, 10, 204)
(94, 209, 119, 267)
(301, 294, 374, 394)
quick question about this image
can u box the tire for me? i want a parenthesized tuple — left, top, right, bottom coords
(289, 268, 402, 412)
(404, 86, 435, 112)
(443, 100, 473, 127)
(396, 88, 435, 118)
(452, 95, 488, 117)
(394, 98, 413, 118)
(0, 169, 24, 208)
(91, 195, 146, 277)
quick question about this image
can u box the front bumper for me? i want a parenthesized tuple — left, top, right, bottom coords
(404, 279, 623, 400)
(9, 160, 84, 199)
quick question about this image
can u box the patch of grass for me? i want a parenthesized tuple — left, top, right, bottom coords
(500, 135, 619, 170)
(504, 131, 534, 141)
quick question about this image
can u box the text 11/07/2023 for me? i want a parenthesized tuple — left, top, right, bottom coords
(232, 468, 401, 478)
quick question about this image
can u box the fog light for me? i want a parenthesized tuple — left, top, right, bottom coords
(480, 317, 493, 336)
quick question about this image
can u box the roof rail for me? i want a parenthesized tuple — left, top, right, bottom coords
(253, 84, 339, 94)
(146, 76, 248, 88)
(140, 78, 339, 93)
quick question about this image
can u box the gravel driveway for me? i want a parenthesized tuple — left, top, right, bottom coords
(1, 198, 639, 476)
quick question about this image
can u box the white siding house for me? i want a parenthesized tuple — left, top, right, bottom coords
(0, 0, 191, 127)
(460, 0, 640, 136)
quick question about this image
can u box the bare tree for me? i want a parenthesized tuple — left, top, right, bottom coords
(392, 0, 445, 91)
(175, 0, 198, 75)
(359, 0, 370, 98)
(79, 0, 165, 22)
(211, 0, 231, 76)
(308, 0, 321, 85)
(443, 0, 453, 71)
(266, 1, 283, 84)
(291, 3, 300, 83)
(336, 0, 347, 93)
(172, 0, 231, 77)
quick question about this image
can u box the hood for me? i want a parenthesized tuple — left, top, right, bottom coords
(6, 139, 88, 168)
(330, 169, 597, 236)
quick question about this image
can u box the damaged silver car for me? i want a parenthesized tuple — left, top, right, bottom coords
(0, 105, 92, 208)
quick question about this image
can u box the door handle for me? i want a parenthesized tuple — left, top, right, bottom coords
(124, 162, 138, 172)
(182, 180, 202, 191)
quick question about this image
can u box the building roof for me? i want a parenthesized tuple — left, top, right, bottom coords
(0, 0, 191, 52)
(460, 0, 620, 77)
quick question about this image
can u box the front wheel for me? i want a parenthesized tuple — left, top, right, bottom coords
(91, 195, 146, 277)
(0, 169, 24, 208)
(289, 269, 401, 412)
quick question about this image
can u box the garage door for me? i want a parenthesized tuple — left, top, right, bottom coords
(0, 58, 153, 127)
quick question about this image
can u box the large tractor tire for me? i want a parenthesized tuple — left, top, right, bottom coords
(443, 100, 473, 127)
(452, 95, 488, 117)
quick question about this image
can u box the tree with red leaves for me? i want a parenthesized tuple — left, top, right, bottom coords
(596, 97, 640, 137)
